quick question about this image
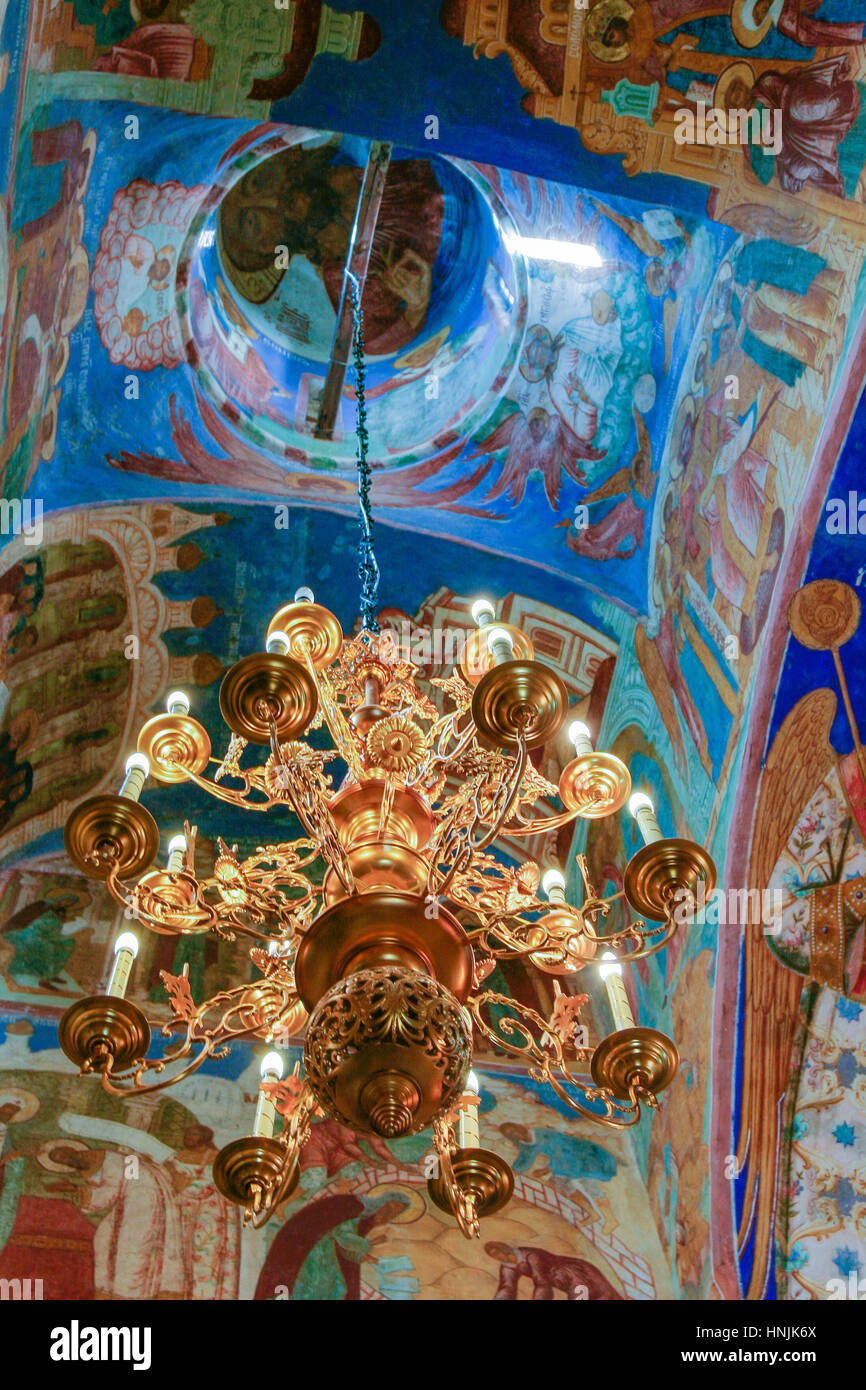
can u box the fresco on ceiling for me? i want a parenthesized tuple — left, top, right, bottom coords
(180, 130, 526, 467)
(713, 390, 866, 1300)
(441, 1, 866, 221)
(0, 100, 732, 612)
(0, 111, 95, 502)
(29, 0, 380, 118)
(0, 1015, 672, 1299)
(631, 217, 862, 864)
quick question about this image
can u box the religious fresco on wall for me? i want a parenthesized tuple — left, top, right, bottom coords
(0, 99, 733, 614)
(441, 0, 866, 224)
(714, 392, 866, 1300)
(777, 985, 866, 1302)
(29, 0, 380, 117)
(0, 502, 230, 860)
(1, 0, 866, 1308)
(0, 1015, 672, 1299)
(1, 111, 95, 502)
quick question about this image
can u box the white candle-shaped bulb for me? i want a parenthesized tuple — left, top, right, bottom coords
(253, 1051, 284, 1139)
(541, 867, 567, 905)
(119, 753, 149, 802)
(165, 690, 190, 716)
(294, 587, 314, 604)
(260, 1051, 284, 1080)
(629, 791, 663, 846)
(458, 1070, 481, 1149)
(266, 629, 291, 656)
(568, 720, 594, 759)
(471, 598, 495, 628)
(167, 834, 187, 873)
(599, 951, 635, 1032)
(107, 931, 139, 998)
(486, 626, 514, 666)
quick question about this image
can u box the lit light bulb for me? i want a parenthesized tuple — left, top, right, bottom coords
(260, 1051, 284, 1080)
(253, 1052, 283, 1139)
(567, 720, 594, 758)
(266, 629, 291, 656)
(466, 1070, 480, 1095)
(294, 587, 314, 603)
(471, 598, 495, 628)
(107, 931, 139, 998)
(119, 753, 149, 801)
(165, 690, 190, 716)
(629, 791, 662, 846)
(486, 626, 514, 665)
(599, 951, 634, 1031)
(167, 834, 187, 873)
(541, 867, 567, 904)
(598, 950, 621, 981)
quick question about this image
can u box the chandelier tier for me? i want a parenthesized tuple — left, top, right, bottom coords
(57, 276, 716, 1240)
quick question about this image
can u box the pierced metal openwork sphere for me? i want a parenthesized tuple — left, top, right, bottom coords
(303, 965, 473, 1138)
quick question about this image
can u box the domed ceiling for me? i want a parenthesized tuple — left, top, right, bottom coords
(2, 0, 866, 1306)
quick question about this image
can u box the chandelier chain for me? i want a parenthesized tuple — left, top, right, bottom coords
(347, 270, 379, 633)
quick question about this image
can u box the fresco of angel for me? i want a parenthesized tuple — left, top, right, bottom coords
(465, 404, 604, 510)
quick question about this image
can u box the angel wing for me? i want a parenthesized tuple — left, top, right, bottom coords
(634, 407, 651, 463)
(581, 465, 631, 507)
(466, 410, 520, 461)
(633, 623, 687, 777)
(736, 687, 837, 1298)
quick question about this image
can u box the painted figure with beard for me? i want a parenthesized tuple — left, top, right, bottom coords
(218, 142, 443, 354)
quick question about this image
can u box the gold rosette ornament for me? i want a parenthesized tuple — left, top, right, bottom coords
(366, 715, 426, 777)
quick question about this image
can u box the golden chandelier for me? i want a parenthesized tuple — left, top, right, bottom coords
(58, 590, 716, 1238)
(58, 280, 715, 1239)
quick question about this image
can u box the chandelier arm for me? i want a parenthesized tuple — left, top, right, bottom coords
(469, 735, 528, 853)
(467, 991, 643, 1128)
(246, 1084, 318, 1228)
(425, 810, 473, 901)
(306, 662, 366, 781)
(98, 975, 301, 1096)
(590, 915, 676, 962)
(470, 913, 587, 965)
(268, 719, 355, 896)
(505, 802, 598, 835)
(175, 762, 273, 811)
(98, 1036, 222, 1096)
(432, 715, 477, 767)
(432, 1113, 480, 1240)
(103, 861, 219, 937)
